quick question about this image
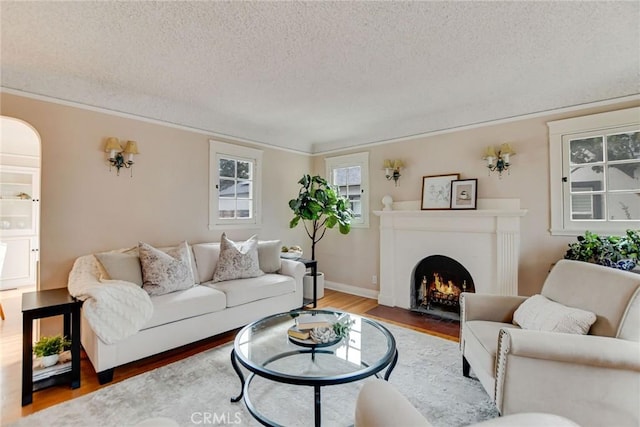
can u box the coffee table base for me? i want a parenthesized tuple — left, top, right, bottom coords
(230, 348, 399, 427)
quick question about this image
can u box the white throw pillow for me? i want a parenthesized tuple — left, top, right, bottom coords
(257, 240, 282, 273)
(95, 251, 143, 286)
(139, 241, 195, 296)
(212, 233, 264, 282)
(513, 294, 597, 335)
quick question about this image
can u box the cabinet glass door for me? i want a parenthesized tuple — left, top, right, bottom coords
(0, 166, 38, 236)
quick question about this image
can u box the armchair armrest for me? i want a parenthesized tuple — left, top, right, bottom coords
(279, 259, 306, 290)
(461, 293, 528, 323)
(498, 328, 640, 371)
(495, 328, 640, 425)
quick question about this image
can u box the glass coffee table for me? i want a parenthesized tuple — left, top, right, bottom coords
(230, 309, 398, 427)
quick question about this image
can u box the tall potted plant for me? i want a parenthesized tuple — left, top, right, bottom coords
(289, 175, 354, 298)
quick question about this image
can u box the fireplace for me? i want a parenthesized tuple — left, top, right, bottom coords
(374, 198, 526, 309)
(411, 255, 475, 320)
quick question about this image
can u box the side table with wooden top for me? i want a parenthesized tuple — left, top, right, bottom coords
(21, 288, 82, 406)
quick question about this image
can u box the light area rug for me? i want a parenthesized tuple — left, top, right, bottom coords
(11, 321, 498, 427)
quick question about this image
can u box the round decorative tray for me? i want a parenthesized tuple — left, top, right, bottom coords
(280, 251, 303, 259)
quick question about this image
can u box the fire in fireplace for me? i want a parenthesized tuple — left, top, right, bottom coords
(411, 255, 475, 320)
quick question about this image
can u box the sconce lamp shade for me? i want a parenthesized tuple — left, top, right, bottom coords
(123, 140, 140, 154)
(104, 137, 122, 153)
(383, 159, 404, 169)
(383, 159, 393, 169)
(499, 143, 515, 156)
(483, 146, 498, 159)
(392, 159, 404, 169)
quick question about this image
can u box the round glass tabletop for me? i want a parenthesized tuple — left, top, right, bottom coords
(233, 309, 397, 386)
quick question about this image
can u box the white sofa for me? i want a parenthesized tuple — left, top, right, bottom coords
(69, 241, 305, 383)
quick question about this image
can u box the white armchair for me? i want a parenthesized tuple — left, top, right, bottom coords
(460, 260, 640, 427)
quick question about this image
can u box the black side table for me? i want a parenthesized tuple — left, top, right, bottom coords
(297, 257, 318, 308)
(22, 288, 82, 406)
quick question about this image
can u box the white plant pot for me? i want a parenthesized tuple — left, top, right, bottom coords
(303, 272, 325, 300)
(41, 354, 59, 367)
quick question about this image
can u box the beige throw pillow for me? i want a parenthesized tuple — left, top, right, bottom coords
(513, 294, 597, 335)
(139, 241, 195, 296)
(212, 233, 264, 282)
(257, 240, 282, 273)
(95, 252, 143, 286)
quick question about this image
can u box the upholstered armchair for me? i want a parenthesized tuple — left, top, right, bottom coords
(460, 260, 640, 427)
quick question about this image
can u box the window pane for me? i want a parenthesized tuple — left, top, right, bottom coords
(219, 158, 236, 178)
(236, 181, 252, 199)
(607, 131, 640, 161)
(236, 199, 251, 218)
(347, 166, 361, 185)
(570, 166, 604, 192)
(237, 161, 252, 179)
(608, 193, 640, 220)
(569, 137, 604, 164)
(571, 194, 605, 220)
(218, 198, 236, 218)
(607, 163, 640, 191)
(219, 179, 236, 196)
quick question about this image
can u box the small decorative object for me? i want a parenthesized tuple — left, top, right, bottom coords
(280, 245, 303, 259)
(383, 159, 405, 186)
(483, 143, 515, 178)
(310, 326, 337, 344)
(421, 173, 460, 210)
(33, 335, 71, 367)
(450, 179, 478, 210)
(382, 195, 393, 211)
(565, 229, 639, 271)
(16, 192, 31, 200)
(332, 315, 355, 339)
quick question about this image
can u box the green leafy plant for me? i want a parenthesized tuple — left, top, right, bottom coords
(33, 335, 70, 357)
(332, 316, 355, 339)
(288, 174, 354, 260)
(565, 229, 639, 268)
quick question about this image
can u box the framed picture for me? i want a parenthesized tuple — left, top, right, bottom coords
(421, 173, 460, 210)
(451, 179, 478, 210)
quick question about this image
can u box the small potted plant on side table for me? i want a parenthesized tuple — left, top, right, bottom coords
(33, 335, 70, 367)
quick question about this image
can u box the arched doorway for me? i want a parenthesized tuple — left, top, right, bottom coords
(0, 116, 41, 289)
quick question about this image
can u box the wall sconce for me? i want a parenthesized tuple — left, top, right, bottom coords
(104, 137, 139, 176)
(383, 159, 404, 186)
(482, 143, 515, 178)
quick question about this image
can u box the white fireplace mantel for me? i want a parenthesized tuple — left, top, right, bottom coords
(373, 199, 527, 308)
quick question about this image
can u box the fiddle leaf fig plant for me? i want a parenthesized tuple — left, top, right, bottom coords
(288, 174, 353, 260)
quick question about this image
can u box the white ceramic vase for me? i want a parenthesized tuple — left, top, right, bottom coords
(41, 354, 59, 367)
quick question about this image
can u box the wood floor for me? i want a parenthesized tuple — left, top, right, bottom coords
(0, 287, 458, 425)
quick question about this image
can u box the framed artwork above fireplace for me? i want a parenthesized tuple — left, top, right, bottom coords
(421, 173, 460, 210)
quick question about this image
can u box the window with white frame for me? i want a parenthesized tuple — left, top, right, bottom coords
(209, 140, 262, 229)
(325, 152, 369, 228)
(548, 107, 639, 235)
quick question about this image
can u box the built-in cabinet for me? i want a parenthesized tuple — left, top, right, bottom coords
(0, 165, 40, 288)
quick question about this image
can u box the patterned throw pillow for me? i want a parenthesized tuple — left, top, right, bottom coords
(513, 294, 597, 335)
(139, 241, 195, 296)
(212, 233, 264, 282)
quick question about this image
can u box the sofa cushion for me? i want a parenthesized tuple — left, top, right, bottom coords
(204, 273, 295, 307)
(257, 240, 282, 273)
(192, 243, 221, 284)
(139, 241, 195, 296)
(212, 233, 264, 283)
(513, 294, 597, 335)
(95, 251, 143, 286)
(142, 285, 226, 330)
(463, 320, 519, 379)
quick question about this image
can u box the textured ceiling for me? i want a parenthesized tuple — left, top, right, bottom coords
(1, 1, 638, 154)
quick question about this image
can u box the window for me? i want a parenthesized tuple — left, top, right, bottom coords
(548, 107, 639, 235)
(209, 140, 262, 229)
(325, 152, 369, 228)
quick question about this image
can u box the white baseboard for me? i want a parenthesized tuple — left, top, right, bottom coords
(324, 280, 379, 300)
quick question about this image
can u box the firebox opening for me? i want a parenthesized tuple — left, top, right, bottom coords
(410, 255, 475, 321)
